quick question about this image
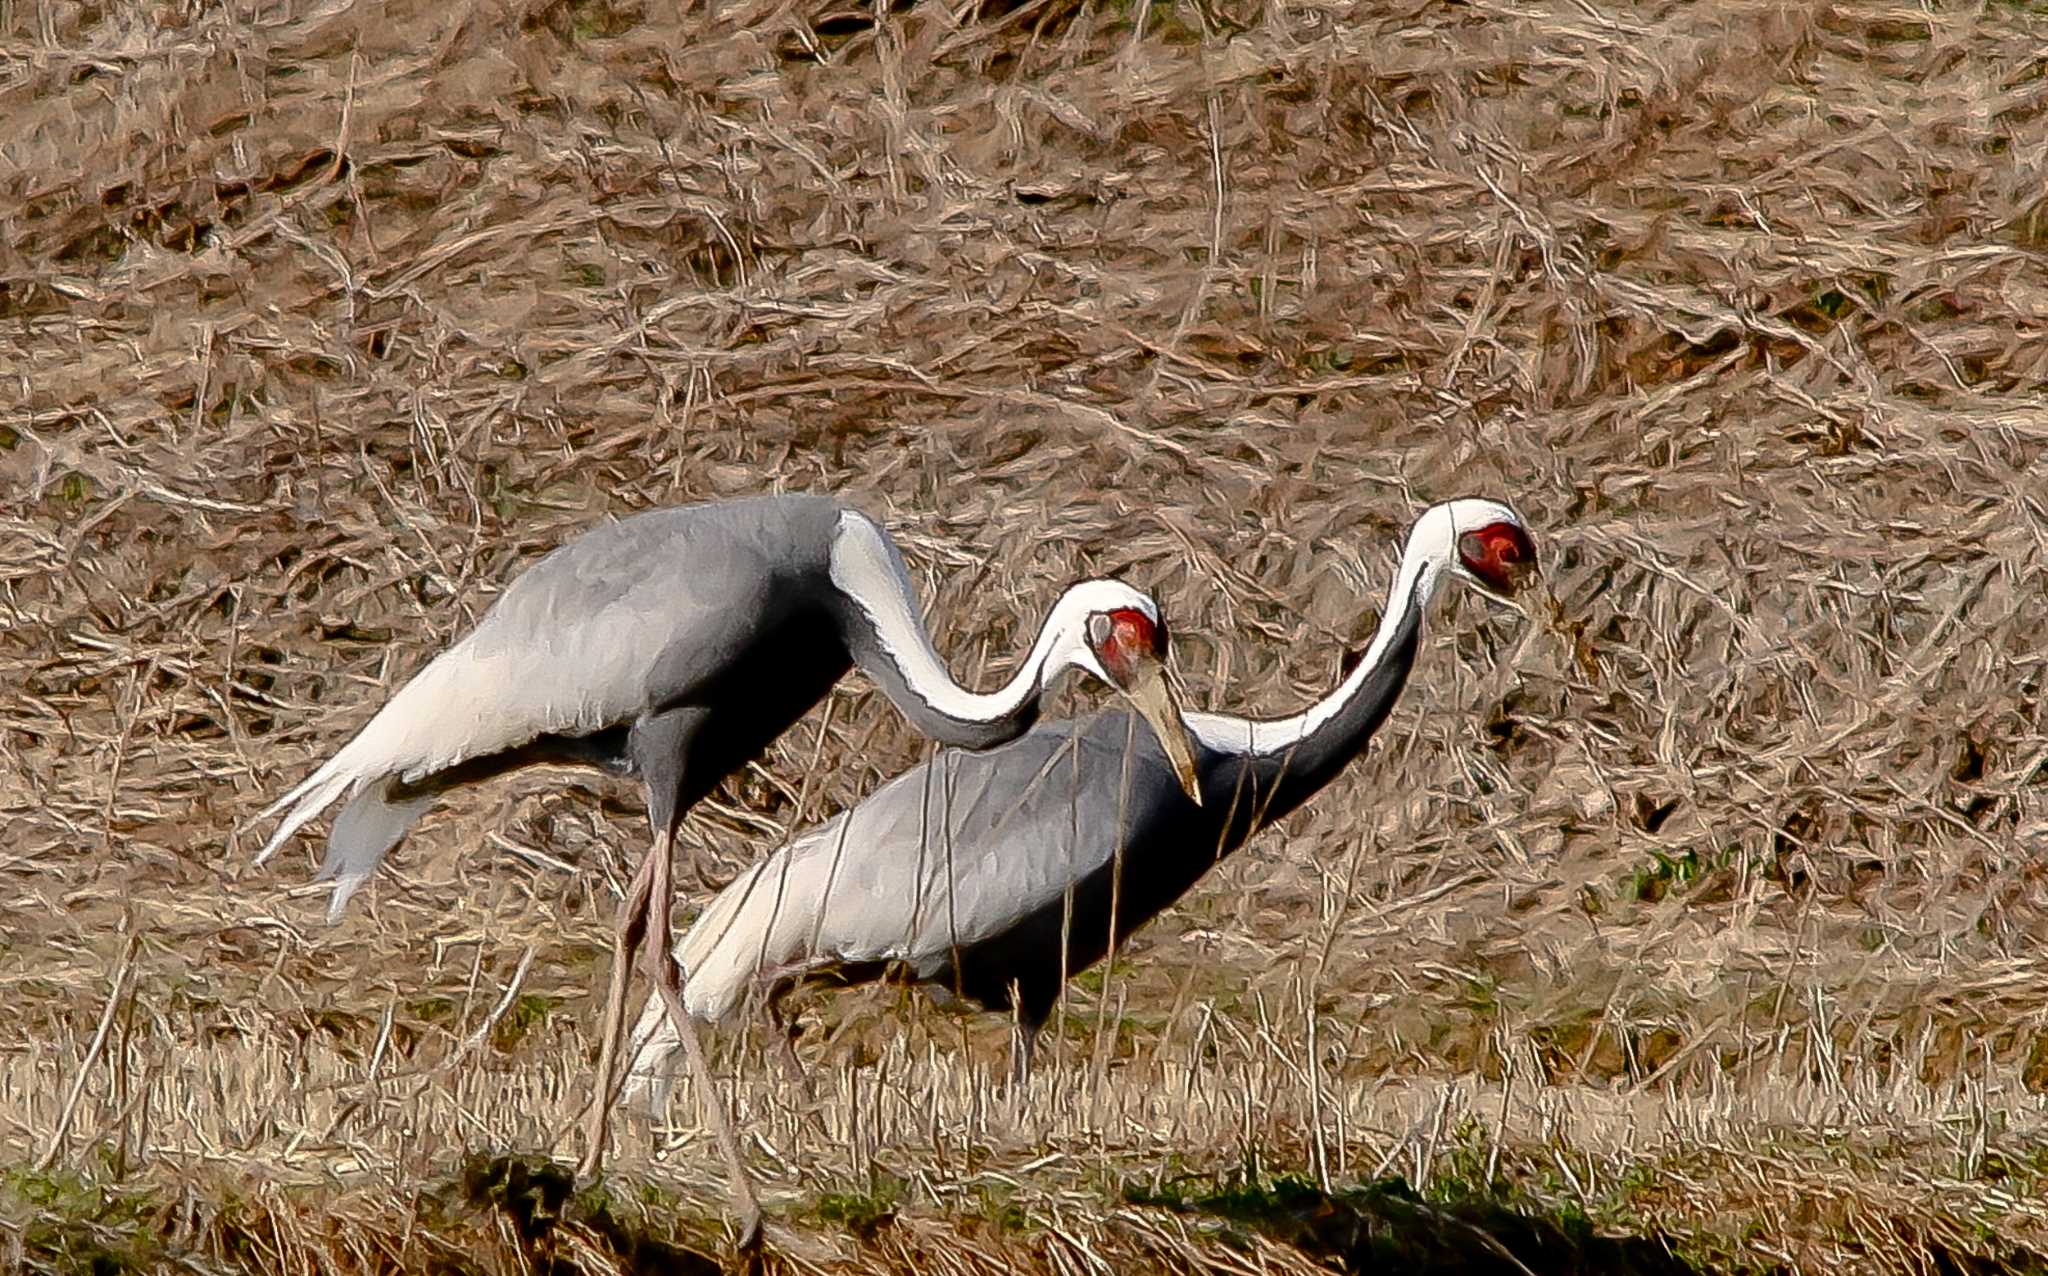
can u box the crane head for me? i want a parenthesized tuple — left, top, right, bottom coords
(1441, 499, 1538, 602)
(1047, 582, 1205, 806)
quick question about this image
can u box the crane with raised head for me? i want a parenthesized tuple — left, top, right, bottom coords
(620, 497, 1535, 1102)
(250, 491, 1202, 1250)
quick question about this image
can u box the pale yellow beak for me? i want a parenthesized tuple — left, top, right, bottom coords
(1120, 656, 1203, 806)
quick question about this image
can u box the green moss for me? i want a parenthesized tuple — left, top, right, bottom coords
(571, 1179, 614, 1218)
(49, 471, 94, 515)
(2, 1166, 164, 1275)
(406, 995, 459, 1024)
(811, 1173, 902, 1241)
(969, 1181, 1030, 1234)
(1811, 288, 1854, 320)
(570, 0, 640, 39)
(1422, 1116, 1505, 1204)
(1626, 844, 1735, 903)
(492, 993, 562, 1052)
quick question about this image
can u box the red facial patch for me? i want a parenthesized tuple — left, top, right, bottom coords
(1109, 607, 1165, 658)
(1459, 521, 1537, 594)
(1093, 607, 1167, 681)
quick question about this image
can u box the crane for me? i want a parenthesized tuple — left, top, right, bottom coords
(618, 497, 1534, 1103)
(250, 491, 1202, 1248)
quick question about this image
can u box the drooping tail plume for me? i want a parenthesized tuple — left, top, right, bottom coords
(248, 642, 506, 917)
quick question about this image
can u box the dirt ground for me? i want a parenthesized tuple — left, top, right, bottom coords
(4, 0, 2048, 1271)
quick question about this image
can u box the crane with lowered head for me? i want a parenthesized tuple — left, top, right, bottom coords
(620, 496, 1535, 1102)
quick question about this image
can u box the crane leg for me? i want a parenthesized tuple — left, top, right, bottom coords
(1006, 1001, 1051, 1092)
(641, 830, 765, 1252)
(578, 839, 659, 1181)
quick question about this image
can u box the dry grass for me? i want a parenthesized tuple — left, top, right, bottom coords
(5, 0, 2048, 1270)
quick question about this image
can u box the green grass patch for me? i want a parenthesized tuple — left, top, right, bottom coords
(491, 993, 562, 1052)
(811, 1172, 904, 1241)
(2, 1166, 164, 1275)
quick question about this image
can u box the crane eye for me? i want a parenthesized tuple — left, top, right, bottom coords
(1086, 612, 1113, 649)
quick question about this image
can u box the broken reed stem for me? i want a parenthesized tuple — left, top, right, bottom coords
(450, 944, 538, 1068)
(37, 930, 141, 1173)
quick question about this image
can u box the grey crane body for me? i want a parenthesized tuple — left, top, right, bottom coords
(252, 491, 1203, 1251)
(383, 501, 846, 816)
(625, 498, 1529, 1101)
(919, 597, 1421, 1043)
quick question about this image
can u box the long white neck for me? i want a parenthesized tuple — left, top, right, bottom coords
(1185, 514, 1452, 760)
(827, 510, 1077, 750)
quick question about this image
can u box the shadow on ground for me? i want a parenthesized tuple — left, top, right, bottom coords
(455, 1154, 2048, 1276)
(462, 1152, 1711, 1276)
(1124, 1171, 1708, 1276)
(1122, 1172, 2048, 1276)
(461, 1155, 723, 1276)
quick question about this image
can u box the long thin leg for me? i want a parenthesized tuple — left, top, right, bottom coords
(643, 829, 765, 1251)
(578, 842, 659, 1179)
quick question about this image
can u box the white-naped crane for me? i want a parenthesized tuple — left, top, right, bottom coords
(250, 491, 1203, 1250)
(619, 498, 1535, 1104)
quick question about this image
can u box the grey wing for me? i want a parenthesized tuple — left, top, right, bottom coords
(903, 723, 1175, 963)
(253, 495, 840, 887)
(674, 718, 1162, 1019)
(331, 503, 811, 788)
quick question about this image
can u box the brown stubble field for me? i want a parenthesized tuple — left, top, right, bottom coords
(5, 0, 2048, 1271)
